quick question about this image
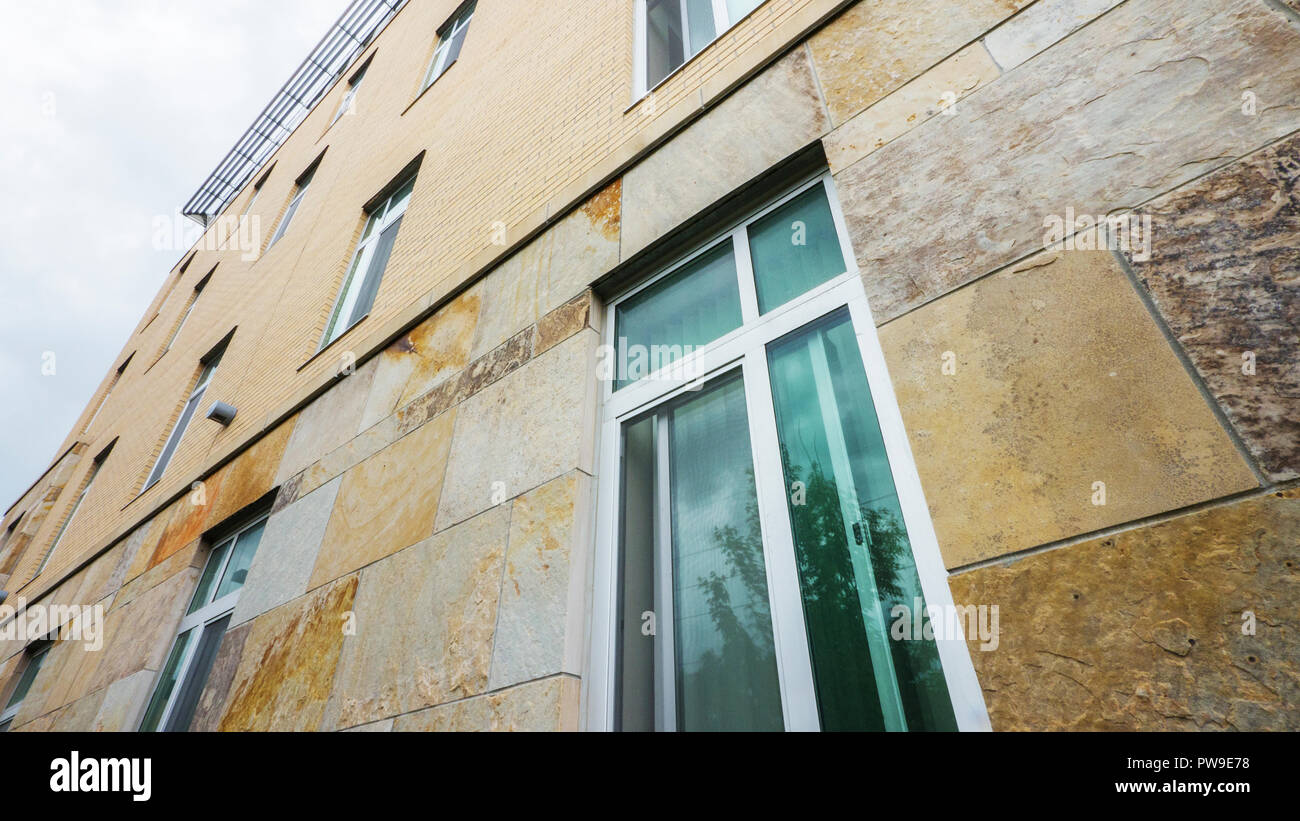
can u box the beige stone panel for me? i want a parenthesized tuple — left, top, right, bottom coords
(834, 0, 1300, 323)
(273, 358, 378, 485)
(294, 414, 401, 500)
(203, 419, 294, 526)
(879, 248, 1257, 567)
(620, 48, 831, 258)
(490, 473, 588, 689)
(48, 686, 109, 731)
(393, 694, 491, 732)
(188, 620, 251, 732)
(823, 42, 1001, 173)
(89, 668, 155, 732)
(436, 331, 597, 530)
(983, 0, 1124, 70)
(360, 287, 482, 431)
(342, 717, 394, 732)
(808, 0, 1031, 125)
(218, 575, 357, 731)
(112, 537, 202, 611)
(309, 409, 456, 590)
(950, 489, 1300, 730)
(486, 675, 581, 732)
(321, 506, 508, 731)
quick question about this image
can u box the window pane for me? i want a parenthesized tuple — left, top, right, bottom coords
(616, 415, 656, 731)
(748, 184, 846, 313)
(139, 628, 195, 732)
(163, 614, 231, 732)
(347, 214, 403, 329)
(4, 647, 50, 711)
(148, 388, 204, 488)
(726, 0, 763, 23)
(214, 520, 266, 600)
(668, 375, 782, 730)
(188, 538, 232, 614)
(645, 0, 685, 88)
(685, 0, 716, 56)
(767, 308, 956, 731)
(614, 241, 742, 390)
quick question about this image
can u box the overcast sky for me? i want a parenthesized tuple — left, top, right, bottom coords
(0, 0, 350, 510)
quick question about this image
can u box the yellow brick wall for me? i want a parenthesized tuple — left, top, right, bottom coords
(8, 0, 839, 599)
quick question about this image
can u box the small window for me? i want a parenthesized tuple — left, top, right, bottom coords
(240, 170, 270, 218)
(331, 59, 371, 125)
(0, 642, 52, 731)
(266, 163, 318, 250)
(421, 1, 475, 91)
(139, 514, 267, 732)
(320, 174, 416, 347)
(637, 0, 764, 96)
(145, 346, 224, 491)
(36, 442, 113, 577)
(162, 270, 213, 355)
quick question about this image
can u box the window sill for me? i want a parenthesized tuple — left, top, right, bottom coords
(400, 59, 458, 117)
(297, 313, 371, 373)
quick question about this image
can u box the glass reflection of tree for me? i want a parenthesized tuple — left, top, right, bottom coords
(781, 444, 956, 731)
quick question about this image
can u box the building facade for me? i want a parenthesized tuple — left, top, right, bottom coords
(1, 0, 1297, 731)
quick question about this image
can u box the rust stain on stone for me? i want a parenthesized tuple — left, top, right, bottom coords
(580, 177, 621, 242)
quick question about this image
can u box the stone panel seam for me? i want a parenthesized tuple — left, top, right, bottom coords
(803, 41, 834, 127)
(947, 479, 1299, 577)
(1107, 244, 1269, 486)
(1262, 0, 1300, 26)
(484, 496, 514, 691)
(346, 671, 581, 732)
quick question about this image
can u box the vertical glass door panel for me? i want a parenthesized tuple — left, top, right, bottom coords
(617, 374, 783, 730)
(767, 308, 957, 731)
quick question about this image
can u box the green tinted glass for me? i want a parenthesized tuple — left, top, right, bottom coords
(767, 308, 956, 731)
(748, 185, 846, 313)
(138, 628, 195, 732)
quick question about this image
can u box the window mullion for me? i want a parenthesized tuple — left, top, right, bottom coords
(712, 0, 730, 31)
(153, 627, 203, 733)
(652, 413, 678, 732)
(733, 226, 759, 324)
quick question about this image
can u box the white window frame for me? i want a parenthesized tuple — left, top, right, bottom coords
(320, 176, 415, 348)
(584, 173, 990, 731)
(331, 60, 370, 125)
(140, 514, 266, 732)
(633, 0, 765, 100)
(0, 642, 52, 729)
(144, 353, 220, 491)
(266, 167, 316, 250)
(421, 1, 475, 92)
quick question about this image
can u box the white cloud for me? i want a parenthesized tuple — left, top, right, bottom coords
(0, 0, 349, 509)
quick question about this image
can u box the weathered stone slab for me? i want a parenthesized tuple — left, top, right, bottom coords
(983, 0, 1124, 70)
(950, 489, 1300, 730)
(391, 675, 579, 732)
(218, 575, 357, 731)
(621, 48, 830, 258)
(361, 288, 481, 431)
(189, 620, 251, 732)
(232, 476, 343, 627)
(808, 0, 1031, 125)
(321, 507, 509, 730)
(89, 668, 155, 732)
(535, 291, 592, 356)
(490, 473, 584, 689)
(1125, 134, 1300, 480)
(823, 42, 1001, 172)
(48, 687, 108, 731)
(469, 179, 620, 360)
(203, 420, 293, 525)
(274, 358, 377, 485)
(879, 248, 1257, 567)
(310, 409, 456, 589)
(835, 0, 1300, 323)
(436, 331, 596, 530)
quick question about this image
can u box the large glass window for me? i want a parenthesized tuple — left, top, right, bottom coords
(0, 642, 51, 731)
(639, 0, 767, 95)
(139, 515, 266, 732)
(593, 175, 985, 731)
(421, 1, 475, 92)
(321, 174, 415, 347)
(145, 348, 223, 490)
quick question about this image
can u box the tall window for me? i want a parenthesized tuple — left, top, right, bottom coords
(589, 175, 987, 731)
(331, 59, 370, 125)
(0, 642, 51, 732)
(266, 163, 318, 249)
(162, 271, 211, 355)
(145, 347, 223, 491)
(139, 514, 267, 731)
(637, 0, 764, 95)
(37, 443, 112, 578)
(320, 174, 415, 347)
(83, 353, 132, 433)
(421, 1, 475, 91)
